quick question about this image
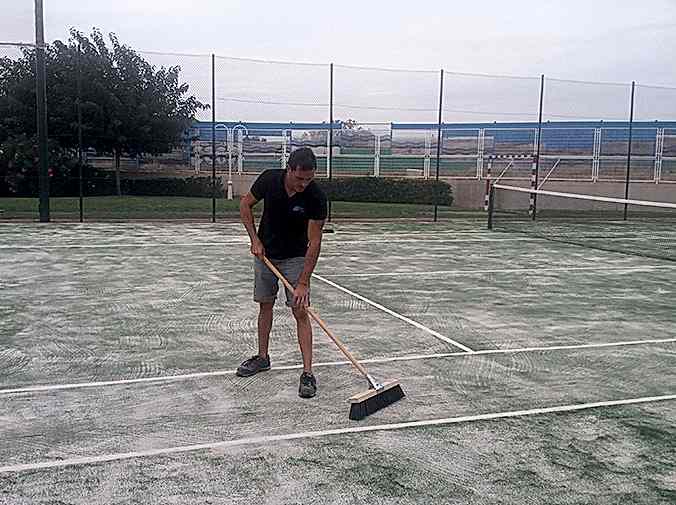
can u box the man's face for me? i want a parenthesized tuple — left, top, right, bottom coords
(287, 167, 315, 193)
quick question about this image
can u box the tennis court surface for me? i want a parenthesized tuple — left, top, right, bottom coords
(1, 219, 674, 504)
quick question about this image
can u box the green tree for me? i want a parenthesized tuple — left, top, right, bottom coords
(0, 28, 208, 195)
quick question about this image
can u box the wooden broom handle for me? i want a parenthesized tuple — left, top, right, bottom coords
(261, 256, 371, 379)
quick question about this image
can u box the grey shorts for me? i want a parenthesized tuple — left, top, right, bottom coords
(254, 256, 307, 307)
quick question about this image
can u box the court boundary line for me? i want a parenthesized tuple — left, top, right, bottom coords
(0, 238, 520, 250)
(0, 237, 545, 250)
(322, 264, 676, 278)
(3, 233, 674, 251)
(2, 337, 674, 396)
(0, 393, 673, 474)
(312, 273, 475, 353)
(0, 241, 248, 250)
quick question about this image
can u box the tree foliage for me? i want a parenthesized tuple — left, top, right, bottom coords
(0, 28, 208, 195)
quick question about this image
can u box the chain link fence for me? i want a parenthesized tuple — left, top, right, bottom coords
(1, 34, 675, 221)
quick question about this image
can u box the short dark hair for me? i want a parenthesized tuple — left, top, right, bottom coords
(287, 147, 316, 172)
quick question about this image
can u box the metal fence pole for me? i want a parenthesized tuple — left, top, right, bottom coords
(531, 74, 545, 220)
(433, 68, 444, 222)
(623, 81, 635, 220)
(211, 53, 216, 223)
(76, 43, 84, 222)
(35, 0, 49, 222)
(328, 62, 334, 223)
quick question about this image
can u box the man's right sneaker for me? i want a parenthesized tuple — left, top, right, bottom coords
(236, 355, 271, 377)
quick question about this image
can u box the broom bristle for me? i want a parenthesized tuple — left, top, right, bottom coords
(348, 384, 405, 421)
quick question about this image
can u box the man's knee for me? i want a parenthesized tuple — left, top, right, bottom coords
(259, 301, 274, 314)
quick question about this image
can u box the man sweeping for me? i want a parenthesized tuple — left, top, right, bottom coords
(237, 147, 327, 398)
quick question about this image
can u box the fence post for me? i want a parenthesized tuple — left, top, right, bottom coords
(328, 62, 334, 222)
(35, 0, 50, 222)
(76, 43, 84, 222)
(211, 53, 216, 223)
(531, 74, 545, 220)
(623, 81, 636, 220)
(434, 68, 444, 222)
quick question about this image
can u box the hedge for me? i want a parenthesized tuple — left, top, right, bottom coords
(316, 177, 453, 206)
(78, 176, 222, 197)
(10, 174, 451, 205)
(121, 177, 223, 197)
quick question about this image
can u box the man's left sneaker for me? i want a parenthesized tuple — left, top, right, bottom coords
(298, 371, 317, 398)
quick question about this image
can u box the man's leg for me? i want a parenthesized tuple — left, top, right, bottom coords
(258, 302, 274, 358)
(293, 305, 317, 398)
(279, 257, 317, 397)
(292, 305, 312, 373)
(236, 259, 276, 378)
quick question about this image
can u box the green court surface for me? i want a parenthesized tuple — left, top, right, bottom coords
(0, 221, 674, 504)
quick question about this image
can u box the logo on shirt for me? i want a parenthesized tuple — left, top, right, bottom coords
(291, 205, 306, 215)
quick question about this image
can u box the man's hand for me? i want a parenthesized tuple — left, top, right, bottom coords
(293, 281, 310, 308)
(250, 237, 265, 259)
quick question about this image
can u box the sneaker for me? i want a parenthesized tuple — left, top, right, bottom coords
(298, 371, 317, 398)
(236, 355, 271, 377)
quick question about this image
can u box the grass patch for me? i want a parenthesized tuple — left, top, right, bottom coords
(0, 196, 483, 221)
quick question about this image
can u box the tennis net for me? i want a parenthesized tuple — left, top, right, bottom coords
(487, 183, 676, 262)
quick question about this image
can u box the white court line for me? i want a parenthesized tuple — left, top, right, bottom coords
(312, 273, 475, 353)
(331, 237, 532, 244)
(0, 237, 533, 250)
(322, 264, 675, 278)
(332, 235, 676, 245)
(1, 393, 673, 474)
(1, 337, 674, 397)
(0, 240, 248, 250)
(4, 234, 673, 251)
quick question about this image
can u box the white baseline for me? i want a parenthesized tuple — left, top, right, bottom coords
(0, 393, 673, 474)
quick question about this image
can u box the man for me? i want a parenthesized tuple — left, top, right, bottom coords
(237, 147, 327, 399)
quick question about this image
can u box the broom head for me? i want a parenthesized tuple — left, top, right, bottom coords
(348, 380, 405, 421)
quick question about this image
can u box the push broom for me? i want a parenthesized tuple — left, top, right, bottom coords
(262, 256, 405, 420)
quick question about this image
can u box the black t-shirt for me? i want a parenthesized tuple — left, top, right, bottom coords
(250, 169, 327, 259)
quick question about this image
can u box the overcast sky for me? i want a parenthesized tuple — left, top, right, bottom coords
(4, 1, 676, 123)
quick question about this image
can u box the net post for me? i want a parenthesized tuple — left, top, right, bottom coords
(328, 62, 334, 223)
(623, 81, 635, 220)
(211, 53, 216, 223)
(434, 68, 444, 222)
(35, 0, 50, 222)
(531, 74, 545, 221)
(484, 159, 492, 211)
(487, 183, 495, 230)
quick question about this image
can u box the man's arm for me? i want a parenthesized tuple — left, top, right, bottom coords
(240, 192, 264, 258)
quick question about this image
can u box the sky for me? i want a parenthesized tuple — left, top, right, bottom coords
(3, 1, 676, 123)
